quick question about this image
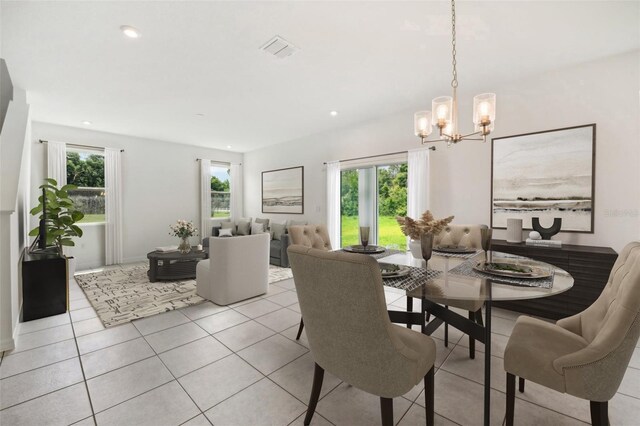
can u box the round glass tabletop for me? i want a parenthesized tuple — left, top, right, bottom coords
(377, 251, 574, 302)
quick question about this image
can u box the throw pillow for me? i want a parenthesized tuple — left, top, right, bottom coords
(251, 222, 264, 235)
(218, 228, 233, 237)
(271, 223, 286, 241)
(255, 217, 270, 230)
(221, 221, 236, 235)
(237, 219, 251, 236)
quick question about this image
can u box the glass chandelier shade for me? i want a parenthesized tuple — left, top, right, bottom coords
(414, 111, 433, 138)
(473, 93, 496, 132)
(432, 96, 453, 129)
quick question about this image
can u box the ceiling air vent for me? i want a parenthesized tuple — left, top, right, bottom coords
(260, 36, 298, 59)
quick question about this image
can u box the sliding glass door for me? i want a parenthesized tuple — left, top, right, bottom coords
(340, 163, 408, 250)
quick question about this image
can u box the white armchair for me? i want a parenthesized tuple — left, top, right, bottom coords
(196, 233, 270, 305)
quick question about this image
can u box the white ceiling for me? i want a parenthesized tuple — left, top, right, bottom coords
(2, 1, 638, 152)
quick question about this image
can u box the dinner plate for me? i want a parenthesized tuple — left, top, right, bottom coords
(343, 245, 386, 254)
(473, 261, 551, 279)
(379, 263, 411, 279)
(433, 245, 477, 254)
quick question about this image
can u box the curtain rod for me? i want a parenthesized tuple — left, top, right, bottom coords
(39, 139, 124, 153)
(195, 158, 242, 165)
(323, 146, 435, 165)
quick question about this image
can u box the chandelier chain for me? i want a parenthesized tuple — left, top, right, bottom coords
(450, 0, 458, 88)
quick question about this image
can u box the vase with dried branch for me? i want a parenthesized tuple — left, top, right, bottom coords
(396, 211, 455, 259)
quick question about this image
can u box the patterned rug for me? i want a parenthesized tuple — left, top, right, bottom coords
(75, 263, 293, 328)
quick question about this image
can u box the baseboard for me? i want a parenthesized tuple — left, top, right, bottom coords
(122, 255, 147, 264)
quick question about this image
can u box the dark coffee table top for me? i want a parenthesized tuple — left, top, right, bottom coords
(147, 247, 208, 260)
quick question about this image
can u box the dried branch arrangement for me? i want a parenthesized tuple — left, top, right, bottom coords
(396, 210, 455, 240)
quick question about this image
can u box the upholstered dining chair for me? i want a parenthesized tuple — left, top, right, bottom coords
(288, 224, 333, 340)
(288, 246, 436, 426)
(504, 241, 640, 426)
(407, 224, 487, 358)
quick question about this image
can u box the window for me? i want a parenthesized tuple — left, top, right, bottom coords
(340, 163, 408, 250)
(66, 149, 105, 223)
(210, 164, 231, 218)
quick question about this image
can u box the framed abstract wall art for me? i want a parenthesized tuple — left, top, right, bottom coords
(491, 124, 595, 233)
(262, 166, 304, 214)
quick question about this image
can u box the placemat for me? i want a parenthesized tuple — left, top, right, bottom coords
(449, 260, 554, 289)
(432, 249, 482, 259)
(382, 267, 443, 292)
(339, 248, 404, 260)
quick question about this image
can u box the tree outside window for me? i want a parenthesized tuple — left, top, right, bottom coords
(66, 151, 105, 223)
(211, 165, 231, 218)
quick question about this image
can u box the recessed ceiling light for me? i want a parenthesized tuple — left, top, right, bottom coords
(120, 25, 140, 39)
(195, 113, 205, 117)
(330, 111, 338, 116)
(226, 145, 232, 149)
(82, 121, 92, 126)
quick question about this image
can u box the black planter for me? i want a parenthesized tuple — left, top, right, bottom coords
(21, 248, 68, 321)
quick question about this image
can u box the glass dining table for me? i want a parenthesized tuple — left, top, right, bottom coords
(377, 250, 574, 426)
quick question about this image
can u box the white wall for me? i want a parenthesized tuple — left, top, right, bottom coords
(244, 51, 640, 252)
(30, 122, 243, 268)
(0, 85, 31, 351)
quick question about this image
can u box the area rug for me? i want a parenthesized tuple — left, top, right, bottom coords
(75, 263, 293, 328)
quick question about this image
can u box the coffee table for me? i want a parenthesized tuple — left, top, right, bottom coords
(147, 248, 208, 282)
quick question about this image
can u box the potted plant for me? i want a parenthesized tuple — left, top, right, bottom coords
(169, 220, 198, 254)
(29, 178, 85, 274)
(396, 210, 454, 259)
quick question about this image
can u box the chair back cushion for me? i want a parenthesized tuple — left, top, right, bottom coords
(433, 224, 487, 249)
(287, 246, 432, 397)
(288, 225, 333, 251)
(555, 241, 640, 400)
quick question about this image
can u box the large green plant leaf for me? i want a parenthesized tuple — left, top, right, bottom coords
(60, 238, 75, 247)
(28, 227, 40, 237)
(30, 204, 43, 215)
(44, 178, 58, 186)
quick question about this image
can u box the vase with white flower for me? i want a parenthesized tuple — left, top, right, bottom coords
(396, 211, 454, 260)
(169, 220, 198, 254)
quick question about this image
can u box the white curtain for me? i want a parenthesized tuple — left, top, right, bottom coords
(407, 147, 430, 219)
(326, 161, 341, 248)
(104, 148, 123, 265)
(200, 159, 212, 238)
(230, 163, 243, 222)
(47, 140, 67, 186)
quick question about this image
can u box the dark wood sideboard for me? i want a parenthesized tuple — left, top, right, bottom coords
(491, 239, 618, 320)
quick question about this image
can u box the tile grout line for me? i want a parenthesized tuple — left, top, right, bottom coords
(139, 328, 211, 422)
(68, 310, 99, 426)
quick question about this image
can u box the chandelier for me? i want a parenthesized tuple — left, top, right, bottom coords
(414, 0, 496, 146)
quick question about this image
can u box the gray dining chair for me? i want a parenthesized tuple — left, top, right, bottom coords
(288, 224, 333, 341)
(504, 241, 640, 426)
(288, 245, 436, 426)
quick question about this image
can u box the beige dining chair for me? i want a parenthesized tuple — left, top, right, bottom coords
(288, 245, 436, 426)
(504, 241, 640, 426)
(408, 224, 487, 358)
(288, 224, 333, 340)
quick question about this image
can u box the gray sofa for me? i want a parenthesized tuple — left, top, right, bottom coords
(202, 222, 293, 268)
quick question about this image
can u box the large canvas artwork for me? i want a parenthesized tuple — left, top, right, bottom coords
(262, 166, 304, 214)
(491, 124, 595, 232)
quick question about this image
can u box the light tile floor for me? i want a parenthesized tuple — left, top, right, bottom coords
(2, 276, 640, 425)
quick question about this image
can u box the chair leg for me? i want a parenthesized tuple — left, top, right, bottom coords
(424, 366, 435, 426)
(468, 310, 475, 359)
(380, 397, 393, 426)
(590, 401, 609, 426)
(407, 297, 413, 329)
(304, 363, 325, 425)
(519, 377, 525, 393)
(444, 305, 449, 347)
(506, 373, 516, 426)
(295, 318, 304, 340)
